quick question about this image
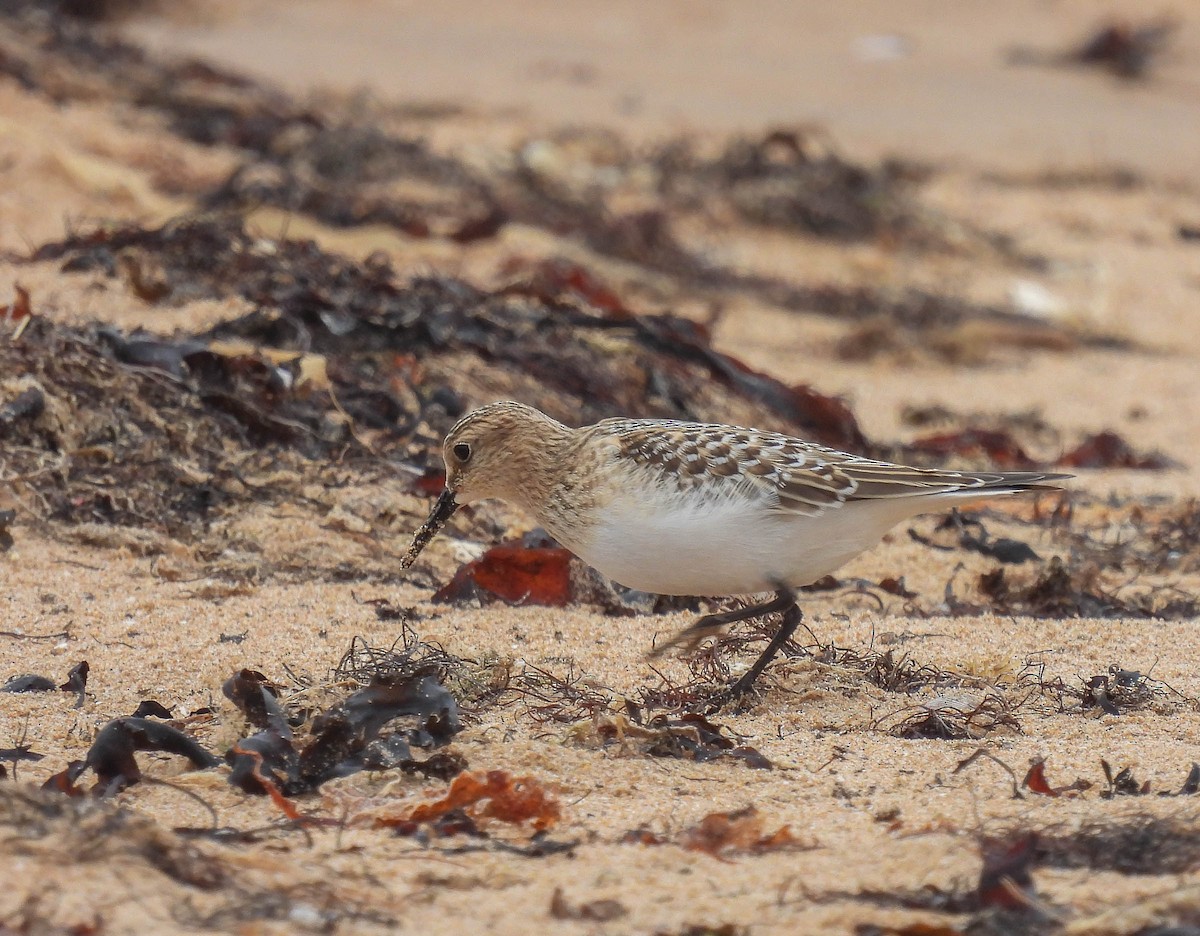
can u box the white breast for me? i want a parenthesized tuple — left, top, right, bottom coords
(570, 488, 926, 597)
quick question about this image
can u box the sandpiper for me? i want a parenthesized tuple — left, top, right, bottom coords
(402, 401, 1069, 701)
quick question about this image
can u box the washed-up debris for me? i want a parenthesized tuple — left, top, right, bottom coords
(906, 427, 1037, 468)
(378, 769, 560, 833)
(908, 513, 1040, 564)
(1100, 759, 1151, 798)
(223, 668, 288, 731)
(2, 660, 89, 707)
(498, 256, 631, 316)
(1079, 665, 1174, 716)
(878, 692, 1019, 740)
(678, 806, 800, 858)
(1021, 759, 1091, 798)
(42, 716, 221, 796)
(1058, 430, 1174, 469)
(1, 674, 58, 693)
(0, 387, 44, 433)
(550, 887, 628, 922)
(60, 660, 89, 708)
(1072, 19, 1178, 78)
(508, 661, 613, 724)
(1060, 499, 1200, 577)
(130, 699, 174, 719)
(433, 543, 575, 607)
(222, 632, 463, 808)
(204, 124, 500, 240)
(572, 712, 773, 769)
(653, 127, 922, 242)
(301, 672, 461, 775)
(85, 717, 220, 793)
(226, 661, 462, 803)
(1007, 17, 1178, 80)
(901, 414, 1170, 472)
(351, 593, 408, 622)
(962, 752, 1200, 804)
(8, 215, 895, 546)
(973, 555, 1200, 621)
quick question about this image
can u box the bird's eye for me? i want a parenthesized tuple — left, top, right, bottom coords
(453, 442, 472, 463)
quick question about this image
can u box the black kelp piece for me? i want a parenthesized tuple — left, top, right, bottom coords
(1174, 763, 1200, 797)
(60, 660, 89, 708)
(224, 635, 464, 799)
(0, 388, 44, 434)
(1101, 760, 1150, 798)
(80, 717, 221, 794)
(911, 512, 1040, 564)
(2, 660, 89, 707)
(130, 699, 174, 719)
(223, 669, 299, 796)
(298, 670, 461, 789)
(1, 674, 58, 693)
(0, 742, 44, 781)
(223, 669, 288, 731)
(226, 728, 300, 797)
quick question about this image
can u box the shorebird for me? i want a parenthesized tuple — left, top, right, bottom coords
(402, 401, 1068, 701)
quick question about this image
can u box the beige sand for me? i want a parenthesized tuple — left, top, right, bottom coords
(3, 4, 1200, 935)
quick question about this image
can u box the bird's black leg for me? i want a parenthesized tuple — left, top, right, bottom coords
(649, 590, 795, 658)
(724, 590, 803, 699)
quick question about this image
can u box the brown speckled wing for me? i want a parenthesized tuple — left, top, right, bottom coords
(599, 419, 1068, 517)
(599, 420, 857, 517)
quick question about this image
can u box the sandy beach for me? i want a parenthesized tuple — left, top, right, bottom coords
(3, 3, 1200, 934)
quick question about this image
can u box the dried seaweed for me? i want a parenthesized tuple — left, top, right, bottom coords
(678, 805, 801, 858)
(897, 408, 1170, 472)
(380, 769, 560, 832)
(655, 129, 921, 241)
(573, 712, 773, 769)
(1059, 430, 1175, 470)
(0, 783, 229, 890)
(505, 661, 612, 723)
(3, 213, 887, 566)
(0, 7, 1126, 368)
(550, 887, 628, 922)
(1008, 17, 1179, 80)
(989, 812, 1200, 876)
(976, 556, 1200, 621)
(41, 717, 222, 795)
(877, 692, 1020, 740)
(225, 635, 463, 799)
(432, 543, 575, 607)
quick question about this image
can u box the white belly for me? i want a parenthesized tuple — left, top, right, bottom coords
(568, 494, 922, 597)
